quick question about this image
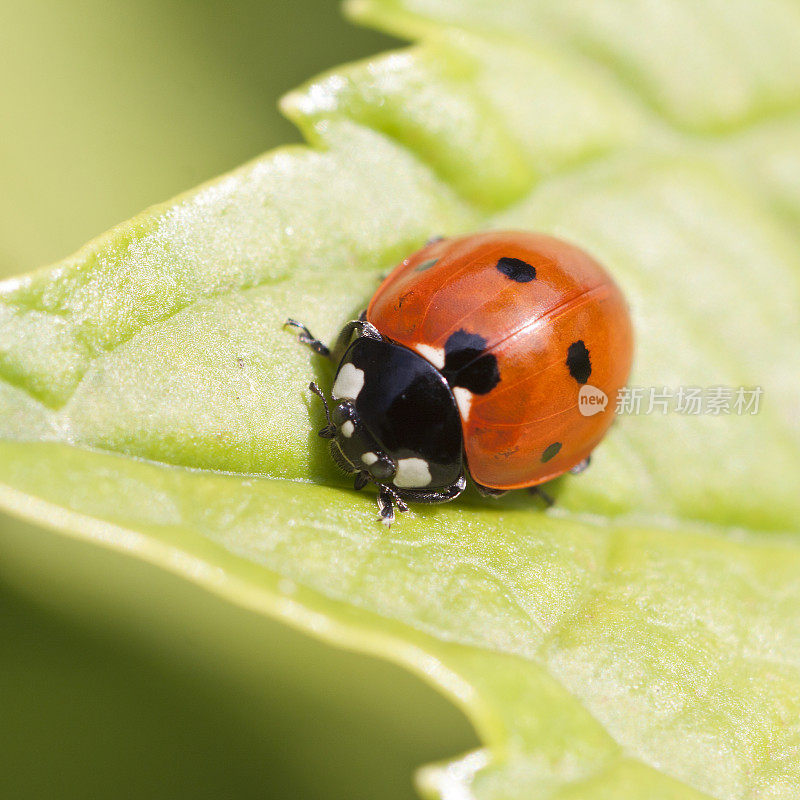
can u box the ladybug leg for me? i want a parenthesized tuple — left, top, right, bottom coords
(396, 474, 466, 505)
(330, 317, 381, 362)
(283, 319, 331, 358)
(425, 235, 445, 246)
(285, 316, 381, 362)
(353, 472, 369, 491)
(569, 456, 592, 475)
(308, 382, 336, 438)
(474, 482, 507, 498)
(377, 486, 395, 525)
(392, 492, 410, 515)
(528, 485, 555, 507)
(377, 485, 409, 526)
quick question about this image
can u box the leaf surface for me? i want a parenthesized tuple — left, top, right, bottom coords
(2, 1, 800, 797)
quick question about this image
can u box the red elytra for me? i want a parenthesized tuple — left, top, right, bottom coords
(366, 230, 634, 490)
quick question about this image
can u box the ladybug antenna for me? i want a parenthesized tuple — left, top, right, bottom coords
(309, 381, 335, 438)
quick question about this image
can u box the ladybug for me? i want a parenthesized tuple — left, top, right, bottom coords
(286, 230, 633, 524)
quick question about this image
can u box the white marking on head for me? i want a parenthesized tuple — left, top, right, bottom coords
(331, 363, 365, 400)
(453, 387, 473, 420)
(340, 420, 355, 437)
(414, 343, 445, 370)
(361, 451, 378, 465)
(394, 457, 432, 488)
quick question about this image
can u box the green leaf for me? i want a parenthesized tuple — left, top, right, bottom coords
(2, 0, 800, 797)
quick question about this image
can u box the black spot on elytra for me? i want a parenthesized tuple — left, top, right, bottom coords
(441, 330, 500, 395)
(566, 340, 592, 384)
(541, 442, 562, 463)
(496, 256, 536, 283)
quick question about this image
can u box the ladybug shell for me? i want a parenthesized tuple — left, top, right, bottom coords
(366, 231, 634, 490)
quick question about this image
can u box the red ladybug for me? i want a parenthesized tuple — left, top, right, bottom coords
(286, 230, 633, 523)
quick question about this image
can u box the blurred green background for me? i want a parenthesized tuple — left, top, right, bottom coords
(0, 0, 393, 276)
(0, 2, 477, 797)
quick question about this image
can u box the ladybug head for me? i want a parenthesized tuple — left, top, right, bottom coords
(316, 335, 464, 494)
(328, 399, 397, 483)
